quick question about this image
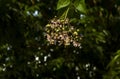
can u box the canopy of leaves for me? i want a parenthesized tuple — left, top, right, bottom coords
(0, 0, 120, 79)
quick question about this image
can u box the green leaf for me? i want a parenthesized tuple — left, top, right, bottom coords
(57, 0, 70, 10)
(74, 0, 86, 13)
(51, 57, 64, 68)
(107, 54, 120, 69)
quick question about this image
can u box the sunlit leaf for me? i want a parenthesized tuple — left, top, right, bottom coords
(74, 0, 86, 13)
(57, 0, 70, 10)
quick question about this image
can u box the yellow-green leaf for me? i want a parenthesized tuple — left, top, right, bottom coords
(74, 0, 86, 13)
(57, 0, 70, 10)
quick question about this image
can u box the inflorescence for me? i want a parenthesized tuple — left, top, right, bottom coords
(45, 18, 82, 48)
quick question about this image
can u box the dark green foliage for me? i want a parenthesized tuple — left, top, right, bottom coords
(0, 0, 120, 79)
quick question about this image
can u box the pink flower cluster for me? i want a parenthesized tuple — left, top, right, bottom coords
(45, 18, 82, 48)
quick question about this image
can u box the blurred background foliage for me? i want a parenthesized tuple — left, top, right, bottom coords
(0, 0, 120, 79)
